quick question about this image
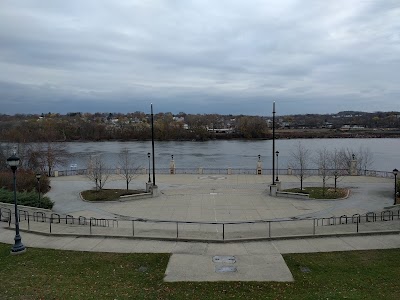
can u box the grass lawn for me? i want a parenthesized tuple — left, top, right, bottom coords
(81, 189, 146, 201)
(0, 243, 399, 299)
(284, 187, 348, 199)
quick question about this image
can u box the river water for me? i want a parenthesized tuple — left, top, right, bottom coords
(63, 138, 400, 172)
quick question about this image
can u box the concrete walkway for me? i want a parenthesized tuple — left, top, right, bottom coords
(47, 174, 395, 222)
(1, 223, 399, 282)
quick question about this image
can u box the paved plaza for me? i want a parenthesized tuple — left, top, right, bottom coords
(1, 174, 399, 282)
(47, 174, 395, 221)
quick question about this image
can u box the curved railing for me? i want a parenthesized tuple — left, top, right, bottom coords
(2, 208, 399, 241)
(54, 168, 395, 178)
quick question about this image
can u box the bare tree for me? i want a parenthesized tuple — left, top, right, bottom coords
(337, 146, 374, 175)
(357, 146, 374, 175)
(289, 142, 312, 190)
(86, 154, 110, 191)
(330, 148, 347, 192)
(315, 148, 333, 196)
(118, 148, 140, 190)
(40, 142, 69, 177)
(0, 143, 11, 170)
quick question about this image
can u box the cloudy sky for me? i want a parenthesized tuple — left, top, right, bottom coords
(0, 0, 399, 115)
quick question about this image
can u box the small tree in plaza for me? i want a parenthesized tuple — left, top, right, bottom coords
(86, 154, 110, 191)
(330, 148, 346, 192)
(315, 148, 333, 196)
(289, 142, 312, 190)
(337, 146, 373, 175)
(118, 148, 141, 190)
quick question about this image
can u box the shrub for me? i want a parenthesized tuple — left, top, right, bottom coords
(0, 170, 50, 194)
(0, 188, 53, 209)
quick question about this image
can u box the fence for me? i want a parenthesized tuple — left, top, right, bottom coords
(53, 168, 396, 178)
(2, 208, 400, 241)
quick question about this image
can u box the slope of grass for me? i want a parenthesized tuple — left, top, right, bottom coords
(0, 243, 399, 299)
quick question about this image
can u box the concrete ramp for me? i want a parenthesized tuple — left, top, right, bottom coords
(164, 250, 294, 282)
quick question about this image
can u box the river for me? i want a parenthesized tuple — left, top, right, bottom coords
(63, 138, 400, 172)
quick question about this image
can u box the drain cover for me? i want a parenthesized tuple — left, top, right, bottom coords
(215, 265, 237, 273)
(300, 266, 311, 273)
(212, 256, 236, 263)
(137, 266, 148, 273)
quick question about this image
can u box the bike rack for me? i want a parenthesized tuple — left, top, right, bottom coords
(381, 210, 393, 221)
(339, 215, 348, 224)
(33, 211, 46, 222)
(66, 215, 74, 224)
(366, 212, 377, 222)
(352, 214, 361, 224)
(50, 213, 61, 223)
(78, 216, 87, 225)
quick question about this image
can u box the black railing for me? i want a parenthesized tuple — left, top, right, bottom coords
(4, 208, 399, 241)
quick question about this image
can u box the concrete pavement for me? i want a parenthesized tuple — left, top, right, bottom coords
(47, 174, 395, 222)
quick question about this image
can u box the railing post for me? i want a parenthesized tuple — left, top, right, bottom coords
(268, 221, 271, 238)
(176, 222, 179, 239)
(223, 223, 225, 240)
(90, 218, 92, 234)
(313, 219, 316, 235)
(50, 216, 52, 233)
(356, 217, 359, 233)
(132, 220, 134, 236)
(28, 214, 30, 230)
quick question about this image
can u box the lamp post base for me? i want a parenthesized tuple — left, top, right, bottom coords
(11, 235, 26, 255)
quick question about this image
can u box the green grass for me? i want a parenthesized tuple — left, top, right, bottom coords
(284, 187, 348, 199)
(0, 243, 399, 299)
(81, 189, 146, 201)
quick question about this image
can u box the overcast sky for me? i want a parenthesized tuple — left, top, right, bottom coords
(0, 0, 399, 115)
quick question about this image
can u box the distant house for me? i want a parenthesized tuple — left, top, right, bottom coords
(340, 125, 365, 131)
(206, 127, 233, 133)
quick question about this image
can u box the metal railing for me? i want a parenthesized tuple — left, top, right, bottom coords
(53, 167, 396, 178)
(4, 208, 400, 241)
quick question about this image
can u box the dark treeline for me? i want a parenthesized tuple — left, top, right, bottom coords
(1, 110, 400, 143)
(0, 112, 270, 142)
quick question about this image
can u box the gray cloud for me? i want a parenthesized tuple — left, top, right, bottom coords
(0, 0, 399, 115)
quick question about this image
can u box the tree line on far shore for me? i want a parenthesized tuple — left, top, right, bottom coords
(0, 113, 269, 142)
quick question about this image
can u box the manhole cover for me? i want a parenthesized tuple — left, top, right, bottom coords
(215, 266, 237, 273)
(137, 266, 148, 273)
(213, 256, 236, 263)
(300, 266, 311, 273)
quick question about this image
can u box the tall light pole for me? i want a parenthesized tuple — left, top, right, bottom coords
(6, 152, 26, 254)
(272, 101, 276, 185)
(275, 151, 279, 182)
(393, 168, 398, 205)
(147, 152, 151, 183)
(36, 173, 41, 208)
(151, 103, 156, 186)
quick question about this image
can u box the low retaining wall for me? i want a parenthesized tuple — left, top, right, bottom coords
(119, 193, 152, 201)
(276, 191, 309, 199)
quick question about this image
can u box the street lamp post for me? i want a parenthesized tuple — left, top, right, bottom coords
(272, 101, 276, 185)
(151, 103, 156, 186)
(36, 173, 41, 208)
(147, 152, 151, 183)
(393, 168, 398, 205)
(6, 152, 26, 254)
(275, 151, 279, 182)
